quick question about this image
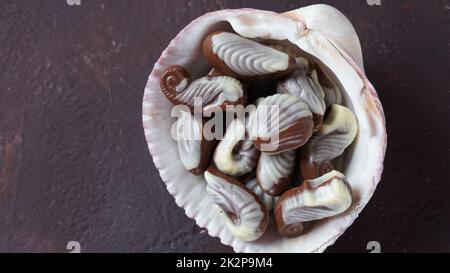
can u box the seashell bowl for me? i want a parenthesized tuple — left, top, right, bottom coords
(142, 4, 387, 252)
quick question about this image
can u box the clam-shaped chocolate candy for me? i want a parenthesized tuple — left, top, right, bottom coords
(213, 109, 260, 177)
(300, 104, 358, 180)
(277, 68, 326, 131)
(202, 32, 296, 81)
(256, 150, 296, 196)
(248, 93, 314, 154)
(205, 168, 269, 241)
(160, 65, 245, 113)
(274, 170, 352, 237)
(144, 4, 387, 252)
(175, 111, 214, 175)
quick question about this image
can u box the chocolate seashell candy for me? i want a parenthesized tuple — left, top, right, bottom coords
(202, 32, 296, 81)
(205, 168, 269, 241)
(248, 93, 314, 154)
(274, 170, 352, 237)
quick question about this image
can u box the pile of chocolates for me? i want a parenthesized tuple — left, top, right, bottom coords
(160, 31, 358, 241)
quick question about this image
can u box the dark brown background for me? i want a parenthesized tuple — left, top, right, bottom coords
(0, 0, 449, 253)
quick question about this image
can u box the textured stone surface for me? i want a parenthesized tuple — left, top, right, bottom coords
(0, 0, 448, 252)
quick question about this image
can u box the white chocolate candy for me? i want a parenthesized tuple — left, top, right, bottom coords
(203, 32, 296, 80)
(214, 114, 259, 177)
(300, 104, 358, 179)
(160, 65, 244, 113)
(248, 93, 314, 154)
(205, 168, 269, 241)
(312, 105, 357, 163)
(277, 68, 326, 130)
(175, 111, 213, 175)
(274, 170, 352, 237)
(246, 178, 276, 211)
(256, 150, 296, 196)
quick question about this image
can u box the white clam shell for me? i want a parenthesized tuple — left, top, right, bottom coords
(283, 4, 365, 72)
(143, 5, 386, 252)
